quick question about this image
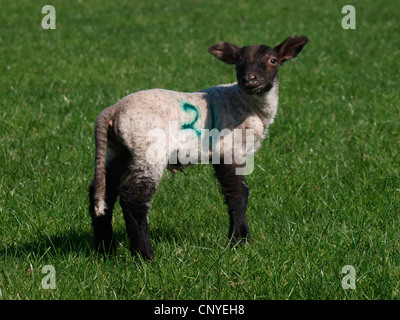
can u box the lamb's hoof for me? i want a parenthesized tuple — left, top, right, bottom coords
(131, 248, 155, 261)
(143, 254, 155, 261)
(231, 234, 251, 247)
(96, 242, 117, 259)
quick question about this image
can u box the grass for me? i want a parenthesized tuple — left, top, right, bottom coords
(0, 0, 399, 300)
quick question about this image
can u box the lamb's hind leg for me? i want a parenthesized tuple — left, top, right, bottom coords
(119, 165, 162, 260)
(213, 163, 251, 244)
(89, 155, 128, 256)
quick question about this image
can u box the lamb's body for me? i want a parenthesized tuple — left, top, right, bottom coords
(103, 81, 278, 171)
(93, 82, 279, 216)
(106, 82, 278, 150)
(89, 36, 307, 259)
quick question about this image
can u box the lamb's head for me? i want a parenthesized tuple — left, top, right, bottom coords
(208, 35, 308, 95)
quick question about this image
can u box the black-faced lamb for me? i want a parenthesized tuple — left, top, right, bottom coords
(89, 35, 308, 260)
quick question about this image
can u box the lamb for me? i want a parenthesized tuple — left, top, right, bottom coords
(89, 35, 308, 260)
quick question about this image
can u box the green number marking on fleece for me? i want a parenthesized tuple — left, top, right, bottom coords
(181, 102, 201, 137)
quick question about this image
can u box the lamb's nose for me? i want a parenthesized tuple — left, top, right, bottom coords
(243, 75, 258, 87)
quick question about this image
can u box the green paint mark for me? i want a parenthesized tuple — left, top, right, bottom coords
(181, 102, 201, 137)
(209, 103, 218, 130)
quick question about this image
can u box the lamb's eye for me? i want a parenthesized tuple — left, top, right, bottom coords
(269, 58, 277, 65)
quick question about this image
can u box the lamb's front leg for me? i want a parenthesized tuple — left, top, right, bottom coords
(213, 163, 251, 244)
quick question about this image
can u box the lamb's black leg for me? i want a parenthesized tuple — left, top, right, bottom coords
(213, 163, 251, 244)
(89, 157, 127, 256)
(119, 174, 156, 260)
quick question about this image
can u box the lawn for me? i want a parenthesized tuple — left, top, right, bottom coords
(0, 0, 399, 300)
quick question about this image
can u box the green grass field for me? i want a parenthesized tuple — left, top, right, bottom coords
(1, 0, 399, 300)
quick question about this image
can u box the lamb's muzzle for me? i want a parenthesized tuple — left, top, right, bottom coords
(89, 35, 308, 259)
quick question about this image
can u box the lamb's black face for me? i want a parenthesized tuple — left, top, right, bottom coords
(208, 35, 308, 96)
(235, 45, 279, 95)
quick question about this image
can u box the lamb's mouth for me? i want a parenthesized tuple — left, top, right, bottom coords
(244, 86, 263, 95)
(243, 83, 272, 95)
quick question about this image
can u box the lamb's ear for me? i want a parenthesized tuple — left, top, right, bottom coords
(273, 35, 308, 65)
(208, 42, 240, 65)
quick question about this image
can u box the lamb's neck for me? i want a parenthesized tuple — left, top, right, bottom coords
(233, 79, 279, 123)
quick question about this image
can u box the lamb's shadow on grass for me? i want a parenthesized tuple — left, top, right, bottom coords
(1, 224, 186, 260)
(2, 228, 125, 259)
(150, 225, 185, 244)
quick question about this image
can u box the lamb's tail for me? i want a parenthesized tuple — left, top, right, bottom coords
(92, 106, 116, 217)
